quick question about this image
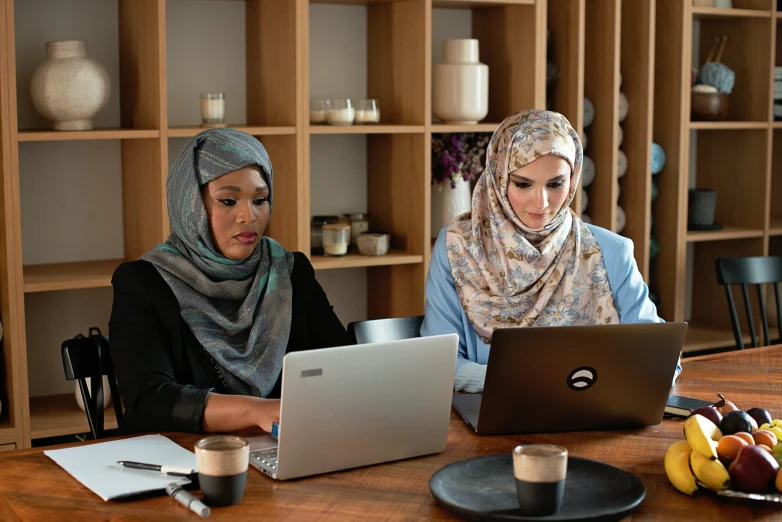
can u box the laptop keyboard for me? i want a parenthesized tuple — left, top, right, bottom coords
(250, 447, 278, 473)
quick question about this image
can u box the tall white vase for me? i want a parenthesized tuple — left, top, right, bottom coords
(433, 39, 489, 124)
(30, 40, 111, 131)
(441, 176, 472, 228)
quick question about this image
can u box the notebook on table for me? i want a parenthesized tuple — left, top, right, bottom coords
(44, 434, 195, 500)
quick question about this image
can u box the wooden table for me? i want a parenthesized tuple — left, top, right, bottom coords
(1, 346, 781, 521)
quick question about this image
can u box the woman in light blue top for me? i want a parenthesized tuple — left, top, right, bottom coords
(422, 110, 680, 392)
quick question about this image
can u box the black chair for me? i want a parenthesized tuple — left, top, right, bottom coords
(715, 256, 782, 350)
(61, 327, 124, 439)
(347, 315, 425, 345)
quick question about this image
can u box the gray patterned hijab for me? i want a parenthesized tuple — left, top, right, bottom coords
(142, 128, 294, 397)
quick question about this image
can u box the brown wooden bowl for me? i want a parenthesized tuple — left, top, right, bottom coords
(691, 92, 730, 121)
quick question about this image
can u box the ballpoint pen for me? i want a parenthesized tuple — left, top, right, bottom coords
(117, 460, 194, 477)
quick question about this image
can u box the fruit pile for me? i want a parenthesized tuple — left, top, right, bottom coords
(665, 395, 782, 496)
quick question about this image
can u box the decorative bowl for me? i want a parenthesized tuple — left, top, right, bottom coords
(691, 92, 730, 121)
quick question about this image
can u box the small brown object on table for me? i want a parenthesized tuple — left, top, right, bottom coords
(1, 346, 781, 521)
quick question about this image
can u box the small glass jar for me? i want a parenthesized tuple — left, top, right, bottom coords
(344, 212, 369, 246)
(322, 223, 351, 256)
(309, 99, 331, 124)
(327, 99, 354, 126)
(310, 215, 339, 255)
(200, 93, 226, 127)
(354, 99, 380, 124)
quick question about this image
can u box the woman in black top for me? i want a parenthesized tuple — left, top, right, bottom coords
(109, 128, 349, 435)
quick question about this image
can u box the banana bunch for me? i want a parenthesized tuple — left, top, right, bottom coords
(664, 415, 731, 494)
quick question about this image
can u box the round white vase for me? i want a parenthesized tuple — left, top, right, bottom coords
(433, 39, 489, 124)
(441, 176, 472, 227)
(30, 40, 111, 131)
(74, 376, 111, 412)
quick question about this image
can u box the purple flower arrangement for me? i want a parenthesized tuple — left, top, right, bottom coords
(432, 133, 491, 188)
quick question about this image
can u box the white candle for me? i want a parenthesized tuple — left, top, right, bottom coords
(327, 107, 355, 125)
(201, 94, 225, 123)
(354, 109, 380, 123)
(324, 242, 349, 256)
(310, 110, 327, 123)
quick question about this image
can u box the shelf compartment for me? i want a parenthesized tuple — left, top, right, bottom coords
(167, 126, 296, 138)
(686, 226, 765, 242)
(0, 423, 17, 443)
(683, 323, 779, 353)
(693, 129, 769, 233)
(692, 7, 772, 20)
(689, 121, 770, 130)
(311, 250, 422, 270)
(688, 238, 766, 348)
(430, 123, 499, 133)
(309, 125, 424, 135)
(695, 15, 772, 122)
(769, 218, 782, 236)
(30, 394, 118, 440)
(23, 259, 124, 293)
(17, 129, 159, 142)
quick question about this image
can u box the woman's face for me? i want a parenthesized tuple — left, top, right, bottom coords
(202, 165, 270, 260)
(507, 154, 572, 229)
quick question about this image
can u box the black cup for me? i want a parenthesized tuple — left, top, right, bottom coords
(688, 188, 719, 230)
(195, 435, 250, 507)
(512, 444, 568, 516)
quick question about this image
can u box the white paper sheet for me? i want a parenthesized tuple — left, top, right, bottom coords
(44, 434, 196, 501)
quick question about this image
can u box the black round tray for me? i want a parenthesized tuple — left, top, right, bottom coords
(430, 454, 645, 521)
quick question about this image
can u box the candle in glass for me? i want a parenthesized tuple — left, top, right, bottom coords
(200, 93, 226, 127)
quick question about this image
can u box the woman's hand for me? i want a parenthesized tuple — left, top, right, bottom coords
(252, 398, 281, 433)
(202, 393, 280, 433)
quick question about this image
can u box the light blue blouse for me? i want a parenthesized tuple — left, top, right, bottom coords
(421, 224, 682, 382)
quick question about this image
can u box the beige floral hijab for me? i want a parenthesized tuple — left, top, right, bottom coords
(446, 109, 619, 344)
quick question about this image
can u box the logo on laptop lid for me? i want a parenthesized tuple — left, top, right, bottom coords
(566, 366, 598, 391)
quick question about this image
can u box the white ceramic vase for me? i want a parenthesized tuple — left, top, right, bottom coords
(433, 39, 489, 124)
(441, 176, 472, 227)
(30, 40, 111, 131)
(74, 376, 111, 412)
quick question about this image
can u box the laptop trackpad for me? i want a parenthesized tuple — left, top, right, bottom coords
(452, 393, 482, 430)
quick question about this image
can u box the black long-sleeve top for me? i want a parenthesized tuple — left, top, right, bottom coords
(109, 253, 350, 435)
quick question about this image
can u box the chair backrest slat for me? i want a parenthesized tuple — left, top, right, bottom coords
(740, 284, 757, 348)
(757, 285, 770, 346)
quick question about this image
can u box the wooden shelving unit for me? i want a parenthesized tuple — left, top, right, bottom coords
(29, 394, 117, 440)
(0, 0, 548, 447)
(652, 0, 779, 351)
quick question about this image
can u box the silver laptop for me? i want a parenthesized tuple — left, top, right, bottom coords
(247, 334, 458, 480)
(452, 322, 688, 435)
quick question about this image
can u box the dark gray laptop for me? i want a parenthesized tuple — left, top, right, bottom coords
(452, 322, 688, 435)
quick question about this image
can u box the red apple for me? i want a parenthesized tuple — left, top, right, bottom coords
(729, 445, 781, 493)
(689, 406, 723, 427)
